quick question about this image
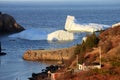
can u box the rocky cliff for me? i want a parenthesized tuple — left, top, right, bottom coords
(99, 24, 120, 54)
(23, 47, 75, 61)
(0, 12, 25, 34)
(65, 23, 120, 80)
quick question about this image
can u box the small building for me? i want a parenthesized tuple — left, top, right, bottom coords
(78, 64, 83, 70)
(87, 62, 101, 69)
(78, 62, 101, 71)
(51, 72, 64, 80)
(51, 69, 72, 80)
(77, 63, 88, 71)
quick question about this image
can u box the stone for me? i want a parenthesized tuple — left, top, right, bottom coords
(23, 46, 75, 61)
(0, 12, 25, 35)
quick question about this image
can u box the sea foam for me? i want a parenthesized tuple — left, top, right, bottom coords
(9, 15, 110, 41)
(9, 29, 48, 40)
(9, 29, 74, 41)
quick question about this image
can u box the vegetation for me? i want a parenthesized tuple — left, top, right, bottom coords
(74, 33, 99, 64)
(66, 26, 120, 80)
(75, 33, 99, 54)
(111, 61, 120, 67)
(96, 68, 111, 75)
(109, 55, 120, 67)
(85, 33, 99, 49)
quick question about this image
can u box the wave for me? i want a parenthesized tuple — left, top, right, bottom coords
(9, 29, 74, 41)
(9, 15, 111, 41)
(9, 29, 48, 40)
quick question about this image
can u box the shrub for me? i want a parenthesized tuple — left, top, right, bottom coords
(108, 55, 120, 67)
(74, 44, 81, 54)
(85, 33, 99, 49)
(101, 57, 108, 62)
(74, 33, 99, 55)
(90, 68, 117, 75)
(111, 61, 120, 67)
(74, 33, 99, 64)
(78, 57, 85, 64)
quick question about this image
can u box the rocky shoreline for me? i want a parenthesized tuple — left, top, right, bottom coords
(23, 46, 75, 61)
(0, 42, 6, 56)
(28, 65, 63, 80)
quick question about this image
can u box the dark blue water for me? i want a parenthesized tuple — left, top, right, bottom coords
(0, 2, 120, 80)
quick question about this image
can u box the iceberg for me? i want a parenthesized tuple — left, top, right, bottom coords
(47, 30, 74, 41)
(65, 15, 110, 32)
(112, 22, 120, 28)
(9, 15, 111, 41)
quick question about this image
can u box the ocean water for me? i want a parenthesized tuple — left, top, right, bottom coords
(0, 2, 120, 80)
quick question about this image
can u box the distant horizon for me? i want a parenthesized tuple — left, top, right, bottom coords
(0, 0, 120, 6)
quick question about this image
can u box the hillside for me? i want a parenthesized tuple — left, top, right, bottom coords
(65, 24, 120, 80)
(27, 23, 120, 80)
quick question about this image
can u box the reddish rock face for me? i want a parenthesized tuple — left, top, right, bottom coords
(0, 13, 25, 35)
(99, 25, 120, 54)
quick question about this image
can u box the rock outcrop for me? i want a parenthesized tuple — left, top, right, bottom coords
(0, 12, 25, 34)
(99, 24, 120, 54)
(84, 24, 120, 63)
(0, 42, 6, 56)
(23, 47, 75, 61)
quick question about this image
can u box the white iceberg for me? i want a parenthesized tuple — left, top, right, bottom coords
(112, 22, 120, 28)
(9, 15, 111, 41)
(47, 30, 74, 41)
(65, 15, 110, 32)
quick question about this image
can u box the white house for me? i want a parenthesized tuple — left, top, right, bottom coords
(78, 62, 101, 71)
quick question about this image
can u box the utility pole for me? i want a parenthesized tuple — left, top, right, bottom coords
(76, 55, 78, 64)
(60, 51, 64, 64)
(99, 47, 102, 68)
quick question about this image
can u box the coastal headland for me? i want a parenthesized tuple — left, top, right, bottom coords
(23, 46, 75, 61)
